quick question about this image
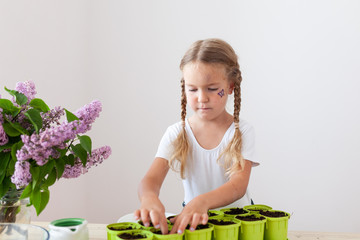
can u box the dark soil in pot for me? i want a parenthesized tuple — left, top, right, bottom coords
(208, 212, 219, 217)
(109, 226, 136, 231)
(223, 208, 247, 215)
(235, 215, 266, 221)
(118, 233, 148, 239)
(259, 210, 287, 218)
(186, 223, 211, 230)
(138, 221, 154, 227)
(208, 219, 236, 225)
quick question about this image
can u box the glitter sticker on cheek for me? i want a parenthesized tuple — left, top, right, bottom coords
(218, 89, 225, 97)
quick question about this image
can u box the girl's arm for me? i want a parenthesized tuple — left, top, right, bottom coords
(134, 157, 170, 234)
(169, 159, 252, 234)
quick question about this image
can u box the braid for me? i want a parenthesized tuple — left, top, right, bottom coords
(180, 78, 187, 126)
(233, 65, 242, 124)
(169, 78, 189, 179)
(218, 64, 245, 176)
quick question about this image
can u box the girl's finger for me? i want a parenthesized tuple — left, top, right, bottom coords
(159, 215, 169, 235)
(176, 215, 191, 235)
(189, 213, 201, 231)
(201, 213, 208, 225)
(149, 210, 160, 229)
(140, 209, 150, 227)
(133, 209, 141, 220)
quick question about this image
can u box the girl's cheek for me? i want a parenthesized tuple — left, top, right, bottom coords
(217, 89, 225, 98)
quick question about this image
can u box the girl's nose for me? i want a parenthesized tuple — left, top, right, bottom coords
(198, 90, 209, 103)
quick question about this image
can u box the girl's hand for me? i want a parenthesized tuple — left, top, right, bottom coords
(169, 196, 209, 234)
(134, 195, 169, 234)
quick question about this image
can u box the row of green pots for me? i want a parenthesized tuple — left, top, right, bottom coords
(107, 204, 290, 240)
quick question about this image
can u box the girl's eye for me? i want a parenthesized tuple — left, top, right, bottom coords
(209, 88, 219, 91)
(188, 89, 197, 92)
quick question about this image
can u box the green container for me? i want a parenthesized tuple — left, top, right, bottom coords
(259, 210, 290, 240)
(116, 229, 153, 240)
(107, 222, 142, 240)
(235, 214, 267, 240)
(184, 223, 214, 240)
(220, 207, 249, 217)
(207, 210, 224, 219)
(208, 217, 240, 240)
(243, 204, 272, 213)
(149, 225, 184, 240)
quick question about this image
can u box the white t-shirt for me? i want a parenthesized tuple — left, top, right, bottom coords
(155, 118, 259, 208)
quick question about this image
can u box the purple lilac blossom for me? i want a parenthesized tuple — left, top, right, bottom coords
(15, 80, 36, 104)
(16, 121, 78, 165)
(0, 123, 9, 146)
(11, 160, 32, 189)
(41, 106, 64, 129)
(62, 145, 111, 178)
(74, 100, 102, 134)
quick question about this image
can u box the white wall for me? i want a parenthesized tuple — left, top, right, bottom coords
(1, 0, 359, 233)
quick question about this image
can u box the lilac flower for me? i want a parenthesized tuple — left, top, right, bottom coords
(0, 123, 9, 146)
(11, 160, 32, 189)
(62, 145, 111, 178)
(41, 106, 65, 129)
(16, 121, 78, 165)
(15, 80, 36, 104)
(74, 100, 102, 134)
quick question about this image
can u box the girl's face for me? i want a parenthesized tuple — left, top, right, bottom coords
(183, 61, 233, 122)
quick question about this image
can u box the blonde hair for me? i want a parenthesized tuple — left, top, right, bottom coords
(169, 38, 244, 179)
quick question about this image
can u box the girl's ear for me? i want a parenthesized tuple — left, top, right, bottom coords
(228, 82, 235, 94)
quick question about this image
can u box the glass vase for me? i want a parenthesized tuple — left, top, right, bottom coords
(0, 188, 30, 224)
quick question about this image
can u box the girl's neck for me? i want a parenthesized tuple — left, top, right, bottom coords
(188, 111, 233, 128)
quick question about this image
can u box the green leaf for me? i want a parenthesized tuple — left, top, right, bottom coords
(29, 98, 50, 112)
(31, 188, 41, 215)
(67, 154, 75, 166)
(30, 167, 40, 190)
(0, 177, 11, 198)
(65, 109, 79, 122)
(20, 183, 33, 199)
(55, 157, 65, 179)
(38, 188, 50, 215)
(4, 87, 28, 106)
(11, 141, 24, 162)
(71, 144, 87, 166)
(2, 122, 21, 137)
(24, 109, 42, 133)
(78, 135, 92, 155)
(6, 156, 16, 176)
(44, 168, 57, 187)
(0, 152, 11, 184)
(5, 120, 29, 135)
(0, 99, 21, 116)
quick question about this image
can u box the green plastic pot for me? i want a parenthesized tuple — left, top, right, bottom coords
(207, 217, 240, 240)
(220, 207, 249, 217)
(116, 229, 153, 240)
(207, 210, 224, 219)
(148, 225, 184, 240)
(107, 222, 142, 240)
(259, 210, 290, 240)
(235, 214, 267, 240)
(243, 204, 272, 213)
(184, 223, 214, 240)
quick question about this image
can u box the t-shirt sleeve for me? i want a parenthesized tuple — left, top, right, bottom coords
(155, 123, 181, 161)
(241, 124, 259, 166)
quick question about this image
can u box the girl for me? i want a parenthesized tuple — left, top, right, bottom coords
(134, 38, 258, 234)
